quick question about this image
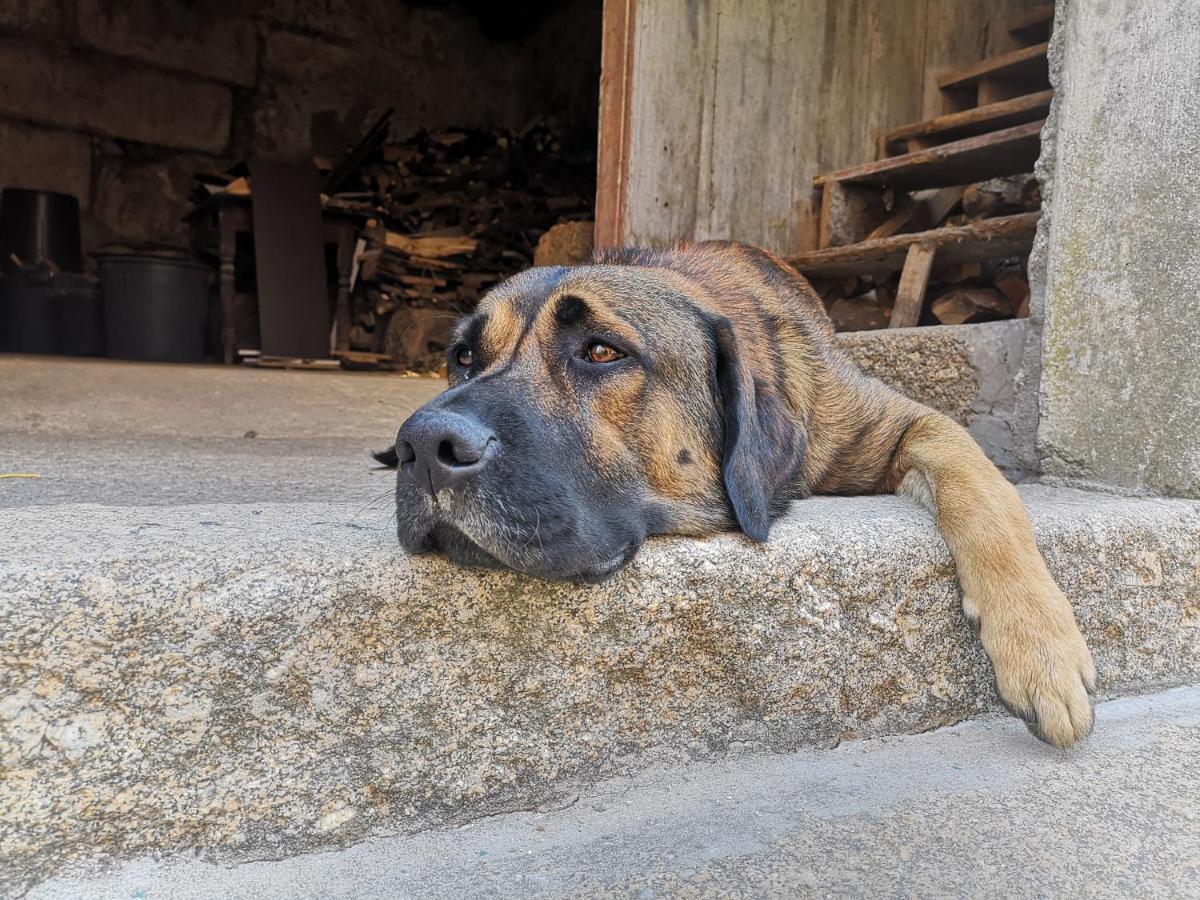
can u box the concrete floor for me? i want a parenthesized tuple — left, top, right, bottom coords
(29, 684, 1200, 899)
(0, 355, 442, 508)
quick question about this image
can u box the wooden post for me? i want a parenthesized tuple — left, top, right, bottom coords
(891, 242, 936, 328)
(594, 0, 637, 248)
(218, 210, 237, 364)
(334, 221, 356, 353)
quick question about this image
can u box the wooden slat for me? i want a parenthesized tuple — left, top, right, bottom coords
(594, 0, 637, 248)
(891, 243, 936, 328)
(884, 91, 1053, 155)
(938, 42, 1049, 92)
(815, 121, 1044, 192)
(1007, 4, 1054, 42)
(788, 212, 1039, 278)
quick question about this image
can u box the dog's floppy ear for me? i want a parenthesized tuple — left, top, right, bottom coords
(373, 446, 399, 467)
(711, 316, 806, 542)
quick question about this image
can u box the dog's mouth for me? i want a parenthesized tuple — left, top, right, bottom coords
(415, 521, 641, 584)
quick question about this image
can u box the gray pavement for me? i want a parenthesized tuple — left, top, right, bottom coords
(0, 354, 441, 508)
(29, 684, 1200, 899)
(0, 433, 394, 507)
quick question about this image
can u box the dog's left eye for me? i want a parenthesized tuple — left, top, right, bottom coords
(585, 341, 625, 364)
(456, 347, 474, 367)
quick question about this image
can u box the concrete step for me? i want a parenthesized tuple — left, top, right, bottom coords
(27, 685, 1200, 899)
(3, 486, 1199, 894)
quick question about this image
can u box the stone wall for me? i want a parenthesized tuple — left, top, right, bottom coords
(0, 0, 600, 255)
(839, 320, 1036, 480)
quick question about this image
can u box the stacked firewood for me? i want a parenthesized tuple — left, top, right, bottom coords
(817, 175, 1040, 332)
(330, 120, 595, 367)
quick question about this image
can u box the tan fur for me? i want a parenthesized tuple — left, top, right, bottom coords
(469, 241, 1095, 746)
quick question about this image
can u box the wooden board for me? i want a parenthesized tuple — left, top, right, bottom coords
(937, 42, 1049, 91)
(250, 159, 330, 360)
(814, 120, 1044, 191)
(883, 90, 1053, 154)
(787, 212, 1039, 277)
(1007, 4, 1054, 42)
(622, 0, 929, 254)
(618, 0, 1047, 253)
(891, 243, 937, 328)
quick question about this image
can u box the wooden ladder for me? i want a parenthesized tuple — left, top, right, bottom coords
(790, 4, 1054, 329)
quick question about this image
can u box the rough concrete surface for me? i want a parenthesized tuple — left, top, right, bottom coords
(26, 685, 1200, 899)
(3, 486, 1199, 894)
(840, 320, 1032, 478)
(1037, 0, 1200, 497)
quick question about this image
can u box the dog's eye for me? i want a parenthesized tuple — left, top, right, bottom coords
(586, 341, 625, 364)
(456, 347, 474, 367)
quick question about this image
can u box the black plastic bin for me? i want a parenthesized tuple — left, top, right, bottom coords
(0, 269, 104, 355)
(0, 269, 58, 353)
(100, 255, 212, 362)
(59, 278, 106, 356)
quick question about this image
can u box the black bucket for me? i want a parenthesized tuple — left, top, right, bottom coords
(100, 255, 212, 362)
(59, 277, 105, 356)
(0, 188, 83, 273)
(0, 270, 103, 355)
(0, 269, 58, 353)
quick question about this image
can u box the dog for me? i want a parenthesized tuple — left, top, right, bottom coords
(377, 241, 1096, 748)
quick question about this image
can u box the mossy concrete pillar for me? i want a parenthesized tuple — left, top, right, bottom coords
(1037, 0, 1200, 496)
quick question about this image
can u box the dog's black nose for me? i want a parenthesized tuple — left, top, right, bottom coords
(396, 410, 496, 492)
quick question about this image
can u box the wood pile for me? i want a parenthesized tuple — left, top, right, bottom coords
(330, 120, 596, 368)
(812, 175, 1039, 331)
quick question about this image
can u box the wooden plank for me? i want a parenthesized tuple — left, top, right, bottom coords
(787, 212, 1039, 278)
(891, 243, 936, 328)
(383, 232, 477, 257)
(703, 0, 834, 249)
(1007, 4, 1054, 42)
(864, 207, 913, 242)
(910, 185, 965, 228)
(813, 120, 1044, 191)
(937, 42, 1049, 92)
(622, 0, 716, 245)
(249, 159, 330, 360)
(883, 90, 1053, 155)
(594, 0, 636, 248)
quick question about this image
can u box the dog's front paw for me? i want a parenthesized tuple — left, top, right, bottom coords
(974, 583, 1096, 748)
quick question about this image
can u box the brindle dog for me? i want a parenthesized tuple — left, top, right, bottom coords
(378, 241, 1096, 748)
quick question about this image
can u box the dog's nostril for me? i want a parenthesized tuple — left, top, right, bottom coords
(398, 441, 416, 467)
(437, 437, 483, 467)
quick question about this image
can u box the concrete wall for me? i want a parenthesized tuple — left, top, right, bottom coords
(1036, 0, 1200, 497)
(0, 0, 600, 255)
(621, 0, 1042, 254)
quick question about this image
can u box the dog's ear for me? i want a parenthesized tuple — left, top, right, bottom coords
(711, 316, 806, 542)
(373, 446, 399, 467)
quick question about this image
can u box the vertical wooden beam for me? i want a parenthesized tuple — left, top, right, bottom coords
(594, 0, 637, 249)
(891, 242, 936, 328)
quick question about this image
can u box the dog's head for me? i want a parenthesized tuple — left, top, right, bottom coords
(383, 249, 809, 581)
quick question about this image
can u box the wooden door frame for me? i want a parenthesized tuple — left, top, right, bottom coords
(594, 0, 636, 248)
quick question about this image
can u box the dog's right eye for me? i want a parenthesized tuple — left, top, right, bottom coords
(456, 347, 474, 368)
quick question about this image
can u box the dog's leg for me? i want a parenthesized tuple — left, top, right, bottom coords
(891, 411, 1096, 747)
